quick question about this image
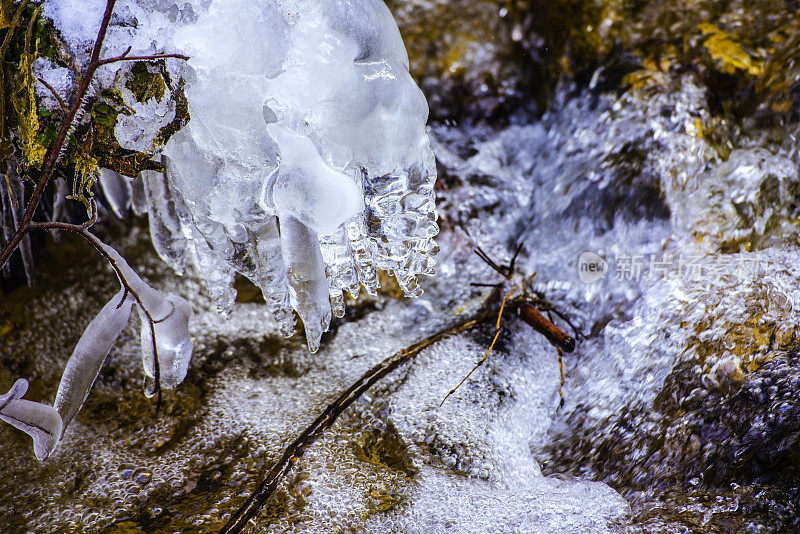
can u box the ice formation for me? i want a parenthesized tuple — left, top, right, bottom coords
(144, 0, 439, 351)
(96, 241, 194, 397)
(54, 289, 133, 432)
(0, 379, 62, 461)
(0, 241, 193, 460)
(39, 0, 437, 352)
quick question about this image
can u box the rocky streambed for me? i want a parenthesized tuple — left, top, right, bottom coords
(2, 1, 800, 533)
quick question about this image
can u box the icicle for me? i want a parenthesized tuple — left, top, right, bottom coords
(190, 227, 236, 315)
(346, 218, 379, 295)
(140, 162, 189, 275)
(50, 178, 70, 242)
(0, 378, 28, 409)
(8, 166, 34, 285)
(330, 288, 345, 318)
(138, 293, 193, 397)
(279, 216, 331, 352)
(131, 173, 148, 216)
(251, 217, 295, 337)
(98, 168, 133, 219)
(0, 178, 13, 279)
(53, 289, 133, 432)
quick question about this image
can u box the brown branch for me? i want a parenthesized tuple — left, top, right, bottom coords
(36, 77, 68, 113)
(218, 247, 583, 532)
(218, 311, 493, 534)
(0, 0, 117, 269)
(97, 46, 190, 66)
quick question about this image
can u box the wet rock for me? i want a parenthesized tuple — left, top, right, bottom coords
(539, 248, 800, 533)
(672, 148, 800, 253)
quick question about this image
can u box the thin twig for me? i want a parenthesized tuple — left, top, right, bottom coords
(36, 77, 68, 112)
(218, 311, 494, 534)
(439, 327, 502, 407)
(97, 47, 190, 66)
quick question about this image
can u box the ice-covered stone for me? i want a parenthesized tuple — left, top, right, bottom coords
(0, 379, 63, 461)
(53, 289, 133, 432)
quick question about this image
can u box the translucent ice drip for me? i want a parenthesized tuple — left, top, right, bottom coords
(54, 289, 133, 432)
(96, 242, 194, 396)
(280, 216, 332, 352)
(149, 0, 438, 351)
(0, 379, 63, 460)
(138, 292, 193, 396)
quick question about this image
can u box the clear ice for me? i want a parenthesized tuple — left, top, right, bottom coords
(137, 292, 194, 396)
(96, 241, 194, 396)
(144, 0, 440, 351)
(39, 0, 438, 351)
(53, 289, 133, 432)
(0, 379, 63, 461)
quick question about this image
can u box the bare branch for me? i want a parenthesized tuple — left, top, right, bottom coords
(98, 51, 190, 66)
(36, 77, 68, 113)
(0, 0, 118, 268)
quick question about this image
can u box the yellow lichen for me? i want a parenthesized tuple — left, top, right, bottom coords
(66, 148, 99, 214)
(698, 23, 762, 76)
(9, 5, 47, 168)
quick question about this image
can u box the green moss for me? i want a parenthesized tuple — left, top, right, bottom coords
(152, 78, 189, 149)
(2, 9, 185, 193)
(126, 62, 167, 103)
(87, 90, 163, 177)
